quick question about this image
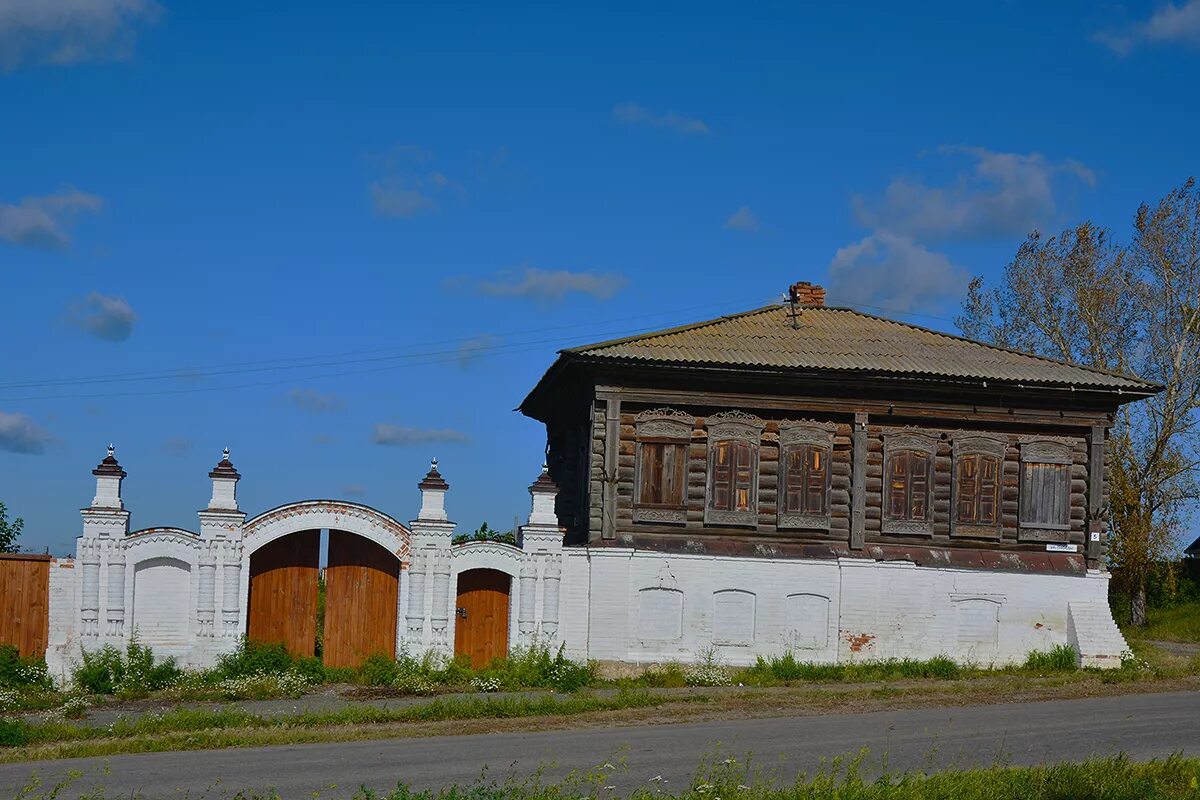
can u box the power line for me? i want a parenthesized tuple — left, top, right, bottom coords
(3, 298, 780, 402)
(0, 294, 778, 394)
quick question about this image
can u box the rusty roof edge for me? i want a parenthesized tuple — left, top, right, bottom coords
(564, 353, 1160, 397)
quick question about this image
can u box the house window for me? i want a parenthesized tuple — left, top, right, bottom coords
(778, 421, 836, 531)
(633, 409, 695, 524)
(952, 435, 1005, 538)
(882, 431, 936, 535)
(705, 411, 765, 527)
(1019, 439, 1072, 541)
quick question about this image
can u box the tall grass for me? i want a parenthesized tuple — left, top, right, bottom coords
(743, 653, 963, 684)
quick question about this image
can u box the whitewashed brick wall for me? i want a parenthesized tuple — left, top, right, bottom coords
(561, 547, 1116, 667)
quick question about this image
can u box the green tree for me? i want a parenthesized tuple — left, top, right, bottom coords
(0, 502, 24, 554)
(957, 178, 1200, 626)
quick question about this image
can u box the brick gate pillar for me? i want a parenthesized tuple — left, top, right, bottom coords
(407, 459, 455, 656)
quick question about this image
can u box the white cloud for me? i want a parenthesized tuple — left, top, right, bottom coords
(612, 103, 710, 136)
(724, 206, 760, 233)
(456, 334, 498, 367)
(69, 291, 136, 341)
(827, 232, 970, 313)
(1096, 0, 1200, 54)
(0, 0, 160, 71)
(0, 411, 53, 454)
(471, 266, 626, 303)
(0, 187, 103, 249)
(163, 436, 192, 456)
(287, 388, 345, 414)
(372, 424, 469, 446)
(852, 146, 1094, 243)
(369, 146, 463, 219)
(343, 484, 366, 497)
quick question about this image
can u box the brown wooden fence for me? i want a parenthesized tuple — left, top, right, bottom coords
(0, 553, 51, 659)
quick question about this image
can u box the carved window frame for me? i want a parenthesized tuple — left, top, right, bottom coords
(633, 408, 694, 525)
(950, 434, 1006, 539)
(777, 421, 836, 531)
(704, 411, 765, 528)
(882, 430, 937, 536)
(1018, 437, 1073, 542)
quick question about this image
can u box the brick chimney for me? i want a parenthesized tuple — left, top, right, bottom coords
(788, 281, 826, 307)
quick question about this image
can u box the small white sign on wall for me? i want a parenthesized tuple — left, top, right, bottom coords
(1046, 543, 1079, 553)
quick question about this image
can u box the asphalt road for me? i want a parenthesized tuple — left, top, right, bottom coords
(3, 691, 1198, 799)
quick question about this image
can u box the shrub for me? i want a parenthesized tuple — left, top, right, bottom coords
(358, 653, 400, 686)
(495, 644, 594, 692)
(216, 672, 313, 700)
(685, 647, 732, 687)
(74, 639, 181, 696)
(0, 717, 29, 747)
(628, 663, 689, 688)
(1024, 644, 1079, 672)
(215, 640, 298, 679)
(59, 694, 89, 720)
(0, 645, 51, 689)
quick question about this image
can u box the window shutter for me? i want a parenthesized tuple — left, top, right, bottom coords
(909, 450, 929, 521)
(805, 446, 826, 514)
(639, 443, 661, 505)
(733, 441, 753, 511)
(785, 448, 806, 513)
(888, 450, 909, 518)
(1021, 462, 1069, 527)
(957, 454, 978, 522)
(978, 455, 999, 525)
(712, 441, 733, 511)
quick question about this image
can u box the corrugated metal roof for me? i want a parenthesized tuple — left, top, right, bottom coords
(564, 304, 1158, 391)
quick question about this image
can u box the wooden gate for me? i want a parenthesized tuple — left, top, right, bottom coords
(0, 554, 50, 658)
(247, 530, 320, 657)
(322, 531, 399, 668)
(454, 569, 510, 668)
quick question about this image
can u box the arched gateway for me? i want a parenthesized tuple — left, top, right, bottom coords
(243, 501, 410, 666)
(54, 449, 567, 676)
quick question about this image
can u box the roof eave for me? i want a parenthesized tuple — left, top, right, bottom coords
(565, 354, 1162, 400)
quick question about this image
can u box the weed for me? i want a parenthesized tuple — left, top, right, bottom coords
(73, 638, 180, 696)
(685, 647, 732, 687)
(0, 717, 30, 747)
(1023, 644, 1079, 672)
(0, 646, 52, 690)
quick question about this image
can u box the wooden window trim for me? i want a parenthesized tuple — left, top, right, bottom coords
(951, 434, 1005, 540)
(632, 409, 694, 525)
(777, 421, 835, 531)
(1018, 438, 1073, 542)
(704, 411, 765, 528)
(882, 431, 936, 536)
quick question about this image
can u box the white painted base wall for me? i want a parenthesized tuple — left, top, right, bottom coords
(558, 547, 1122, 667)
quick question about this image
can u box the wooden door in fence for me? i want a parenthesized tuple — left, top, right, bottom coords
(247, 530, 320, 657)
(322, 531, 399, 668)
(453, 569, 510, 669)
(0, 554, 50, 658)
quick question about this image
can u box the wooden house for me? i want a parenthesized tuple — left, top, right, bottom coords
(520, 282, 1158, 666)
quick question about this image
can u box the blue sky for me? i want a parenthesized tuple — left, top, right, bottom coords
(1, 1, 1198, 555)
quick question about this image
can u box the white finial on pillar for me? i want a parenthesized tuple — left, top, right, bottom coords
(417, 458, 449, 521)
(527, 462, 559, 527)
(91, 444, 126, 509)
(208, 447, 241, 511)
